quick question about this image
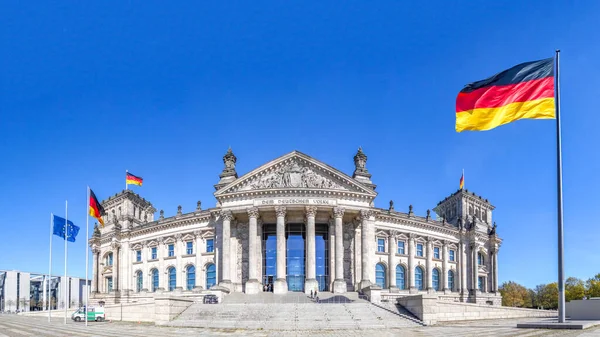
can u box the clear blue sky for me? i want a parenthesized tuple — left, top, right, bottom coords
(1, 1, 598, 288)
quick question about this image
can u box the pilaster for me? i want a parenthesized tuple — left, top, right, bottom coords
(273, 206, 288, 294)
(333, 207, 347, 293)
(304, 206, 318, 295)
(246, 207, 261, 294)
(388, 232, 398, 292)
(219, 211, 233, 289)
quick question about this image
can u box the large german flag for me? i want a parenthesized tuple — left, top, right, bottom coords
(89, 188, 106, 226)
(456, 58, 555, 132)
(126, 172, 143, 186)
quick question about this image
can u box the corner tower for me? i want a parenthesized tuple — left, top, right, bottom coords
(433, 189, 495, 232)
(99, 190, 156, 232)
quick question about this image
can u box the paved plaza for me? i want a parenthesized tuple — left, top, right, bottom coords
(1, 314, 599, 337)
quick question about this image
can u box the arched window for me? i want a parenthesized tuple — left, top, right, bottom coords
(168, 267, 176, 291)
(415, 266, 424, 290)
(375, 263, 386, 289)
(206, 264, 216, 289)
(448, 270, 455, 291)
(478, 252, 484, 266)
(136, 270, 143, 292)
(106, 253, 113, 266)
(432, 269, 440, 291)
(151, 269, 159, 292)
(186, 265, 196, 291)
(396, 265, 406, 290)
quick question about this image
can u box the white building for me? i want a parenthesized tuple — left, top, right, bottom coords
(90, 149, 501, 305)
(0, 270, 90, 312)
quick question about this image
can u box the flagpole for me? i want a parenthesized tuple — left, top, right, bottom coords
(64, 200, 68, 324)
(85, 186, 90, 326)
(126, 169, 128, 190)
(555, 49, 565, 323)
(48, 213, 53, 322)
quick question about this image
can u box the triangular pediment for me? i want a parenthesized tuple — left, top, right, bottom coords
(215, 151, 377, 197)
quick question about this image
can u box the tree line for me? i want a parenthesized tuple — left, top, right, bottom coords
(499, 273, 600, 309)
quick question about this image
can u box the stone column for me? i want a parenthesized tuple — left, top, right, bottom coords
(460, 241, 468, 296)
(257, 219, 263, 287)
(389, 233, 397, 291)
(122, 239, 131, 294)
(426, 237, 433, 292)
(91, 248, 99, 293)
(246, 207, 261, 294)
(354, 223, 361, 289)
(142, 241, 149, 291)
(408, 234, 416, 292)
(220, 211, 233, 289)
(493, 250, 499, 293)
(333, 207, 347, 293)
(304, 206, 318, 294)
(359, 210, 372, 290)
(273, 206, 288, 294)
(328, 219, 335, 291)
(157, 237, 165, 291)
(175, 234, 184, 291)
(442, 241, 449, 292)
(111, 243, 120, 292)
(471, 242, 479, 293)
(194, 231, 202, 290)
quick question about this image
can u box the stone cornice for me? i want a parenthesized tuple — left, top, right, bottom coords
(375, 210, 461, 237)
(215, 188, 375, 204)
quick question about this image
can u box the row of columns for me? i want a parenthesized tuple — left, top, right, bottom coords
(219, 207, 374, 294)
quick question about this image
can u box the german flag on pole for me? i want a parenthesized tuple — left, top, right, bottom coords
(89, 188, 106, 226)
(126, 172, 143, 186)
(456, 57, 555, 132)
(459, 171, 464, 190)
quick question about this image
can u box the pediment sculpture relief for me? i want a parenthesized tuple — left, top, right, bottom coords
(238, 160, 345, 191)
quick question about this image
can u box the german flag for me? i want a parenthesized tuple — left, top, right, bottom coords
(456, 58, 555, 132)
(126, 172, 143, 186)
(89, 188, 106, 226)
(459, 172, 464, 190)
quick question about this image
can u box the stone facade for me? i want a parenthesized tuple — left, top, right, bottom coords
(90, 149, 502, 305)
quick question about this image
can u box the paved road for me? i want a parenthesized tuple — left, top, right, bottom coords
(0, 314, 599, 337)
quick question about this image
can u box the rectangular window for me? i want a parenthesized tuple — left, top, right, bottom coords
(433, 247, 440, 259)
(107, 277, 113, 292)
(397, 241, 405, 255)
(416, 244, 423, 257)
(151, 247, 157, 260)
(136, 250, 141, 262)
(186, 241, 193, 255)
(168, 244, 175, 257)
(206, 239, 214, 253)
(377, 238, 385, 252)
(478, 276, 485, 292)
(449, 249, 455, 262)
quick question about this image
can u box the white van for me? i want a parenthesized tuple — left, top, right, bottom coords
(71, 307, 105, 322)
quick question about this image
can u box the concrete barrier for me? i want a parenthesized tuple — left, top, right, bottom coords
(566, 299, 600, 320)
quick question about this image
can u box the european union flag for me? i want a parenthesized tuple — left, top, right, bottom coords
(53, 215, 80, 242)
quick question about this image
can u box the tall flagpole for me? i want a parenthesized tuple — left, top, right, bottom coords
(85, 187, 90, 326)
(48, 213, 53, 322)
(126, 169, 128, 190)
(64, 200, 68, 324)
(555, 49, 565, 323)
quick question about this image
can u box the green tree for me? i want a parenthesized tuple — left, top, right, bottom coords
(536, 283, 558, 309)
(586, 274, 600, 298)
(565, 277, 585, 301)
(499, 281, 529, 307)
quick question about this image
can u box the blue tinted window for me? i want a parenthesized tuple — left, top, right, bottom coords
(449, 250, 455, 262)
(377, 238, 385, 252)
(186, 242, 193, 255)
(151, 247, 157, 260)
(434, 247, 440, 259)
(432, 269, 440, 291)
(107, 277, 113, 292)
(478, 276, 485, 291)
(168, 267, 176, 291)
(375, 263, 386, 288)
(168, 244, 175, 257)
(448, 270, 454, 290)
(206, 264, 216, 289)
(186, 265, 195, 290)
(478, 253, 484, 265)
(415, 267, 423, 290)
(136, 271, 143, 292)
(206, 239, 214, 253)
(397, 241, 405, 254)
(396, 265, 405, 290)
(151, 269, 159, 292)
(136, 250, 141, 262)
(416, 244, 423, 257)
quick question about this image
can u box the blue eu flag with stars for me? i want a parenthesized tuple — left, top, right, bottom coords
(53, 215, 80, 242)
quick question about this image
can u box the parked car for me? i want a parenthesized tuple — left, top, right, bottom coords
(203, 295, 219, 304)
(71, 306, 105, 322)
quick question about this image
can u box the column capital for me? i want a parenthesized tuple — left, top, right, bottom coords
(175, 233, 183, 241)
(221, 210, 235, 221)
(305, 206, 318, 218)
(333, 207, 345, 219)
(141, 240, 148, 248)
(247, 207, 260, 219)
(193, 230, 202, 238)
(359, 209, 374, 220)
(92, 247, 101, 254)
(409, 233, 418, 240)
(275, 206, 286, 218)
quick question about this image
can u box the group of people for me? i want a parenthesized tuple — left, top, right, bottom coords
(310, 289, 319, 302)
(263, 283, 273, 292)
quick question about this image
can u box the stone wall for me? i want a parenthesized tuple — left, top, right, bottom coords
(398, 294, 556, 325)
(566, 299, 600, 320)
(104, 302, 155, 322)
(154, 296, 194, 325)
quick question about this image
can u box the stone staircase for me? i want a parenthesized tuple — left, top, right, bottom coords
(167, 292, 422, 330)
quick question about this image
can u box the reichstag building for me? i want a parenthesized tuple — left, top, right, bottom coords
(90, 148, 502, 305)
